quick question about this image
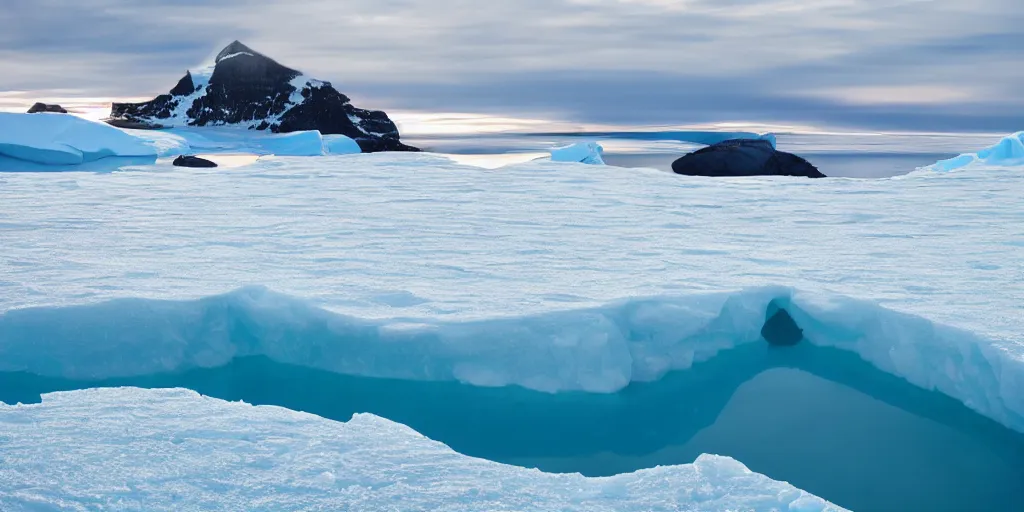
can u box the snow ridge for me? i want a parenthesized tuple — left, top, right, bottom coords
(1, 286, 1021, 434)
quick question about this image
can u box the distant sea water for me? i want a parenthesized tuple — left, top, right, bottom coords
(408, 130, 1004, 178)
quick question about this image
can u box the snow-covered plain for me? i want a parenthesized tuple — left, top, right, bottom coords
(0, 387, 842, 511)
(0, 135, 1022, 510)
(0, 152, 1021, 431)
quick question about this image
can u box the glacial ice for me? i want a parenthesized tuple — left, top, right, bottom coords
(0, 112, 360, 171)
(0, 153, 1021, 434)
(127, 127, 357, 158)
(324, 133, 363, 155)
(0, 387, 842, 511)
(0, 112, 156, 167)
(551, 141, 606, 164)
(927, 131, 1024, 171)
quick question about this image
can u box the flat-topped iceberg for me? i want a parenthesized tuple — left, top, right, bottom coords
(0, 113, 363, 171)
(0, 387, 843, 512)
(0, 112, 156, 168)
(551, 141, 606, 165)
(124, 128, 362, 158)
(927, 131, 1024, 171)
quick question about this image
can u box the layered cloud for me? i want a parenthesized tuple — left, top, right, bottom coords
(1, 0, 1020, 131)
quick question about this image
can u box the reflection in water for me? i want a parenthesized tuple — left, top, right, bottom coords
(3, 343, 1022, 512)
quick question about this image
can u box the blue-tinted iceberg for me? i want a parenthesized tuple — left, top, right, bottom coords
(927, 131, 1024, 171)
(551, 141, 605, 165)
(0, 113, 156, 168)
(0, 113, 362, 172)
(0, 387, 843, 511)
(324, 134, 362, 155)
(128, 128, 362, 158)
(3, 285, 1022, 435)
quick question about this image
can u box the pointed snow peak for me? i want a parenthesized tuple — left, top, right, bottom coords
(216, 41, 258, 63)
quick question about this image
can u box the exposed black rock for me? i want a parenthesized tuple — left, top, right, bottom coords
(105, 119, 166, 130)
(27, 102, 68, 114)
(109, 41, 417, 153)
(172, 155, 218, 168)
(761, 308, 804, 347)
(169, 71, 196, 96)
(671, 139, 825, 178)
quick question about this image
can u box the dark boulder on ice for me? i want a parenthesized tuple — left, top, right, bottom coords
(109, 41, 418, 153)
(172, 155, 218, 168)
(761, 308, 804, 347)
(671, 139, 825, 178)
(105, 119, 166, 130)
(27, 102, 68, 114)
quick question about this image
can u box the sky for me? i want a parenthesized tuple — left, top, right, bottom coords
(0, 0, 1021, 133)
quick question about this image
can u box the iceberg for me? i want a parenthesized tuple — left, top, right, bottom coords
(551, 141, 606, 164)
(126, 127, 362, 159)
(0, 113, 362, 172)
(0, 387, 843, 512)
(324, 134, 362, 155)
(927, 131, 1024, 171)
(0, 112, 156, 167)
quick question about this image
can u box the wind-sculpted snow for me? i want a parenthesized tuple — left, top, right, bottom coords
(2, 286, 1022, 434)
(0, 388, 842, 511)
(0, 154, 1021, 427)
(927, 131, 1024, 171)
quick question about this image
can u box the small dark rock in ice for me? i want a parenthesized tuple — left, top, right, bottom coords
(761, 308, 804, 347)
(105, 119, 166, 130)
(672, 139, 825, 178)
(172, 155, 218, 168)
(27, 102, 68, 114)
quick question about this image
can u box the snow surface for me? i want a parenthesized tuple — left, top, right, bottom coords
(551, 141, 606, 165)
(927, 131, 1024, 171)
(0, 153, 1022, 432)
(0, 113, 155, 167)
(0, 387, 841, 512)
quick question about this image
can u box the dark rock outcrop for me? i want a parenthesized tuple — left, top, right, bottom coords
(172, 155, 218, 168)
(27, 102, 68, 114)
(761, 308, 804, 347)
(105, 119, 166, 130)
(109, 41, 417, 153)
(671, 139, 825, 178)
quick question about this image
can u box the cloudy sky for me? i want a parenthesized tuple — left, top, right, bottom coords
(1, 0, 1021, 132)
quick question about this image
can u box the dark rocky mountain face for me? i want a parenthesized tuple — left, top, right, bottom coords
(109, 41, 417, 153)
(671, 139, 825, 178)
